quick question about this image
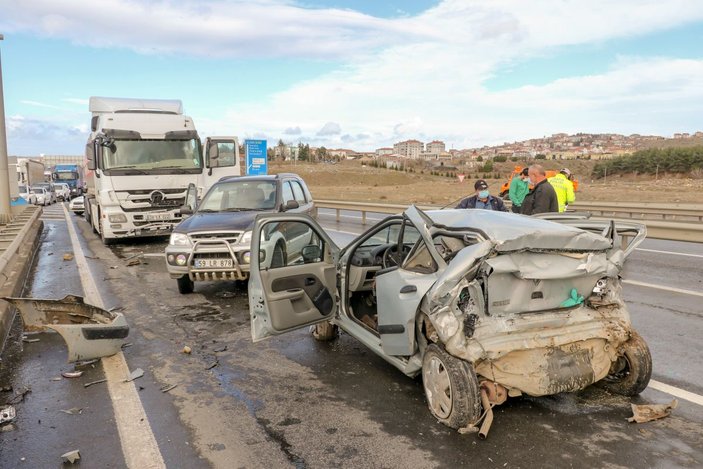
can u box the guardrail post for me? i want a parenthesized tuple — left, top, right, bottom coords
(361, 211, 367, 225)
(336, 208, 340, 223)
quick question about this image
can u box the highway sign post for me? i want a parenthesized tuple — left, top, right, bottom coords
(245, 140, 267, 176)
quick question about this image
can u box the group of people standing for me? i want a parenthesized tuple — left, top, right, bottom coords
(456, 165, 575, 216)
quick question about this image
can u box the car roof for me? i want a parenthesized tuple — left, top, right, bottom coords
(422, 209, 611, 252)
(217, 173, 303, 183)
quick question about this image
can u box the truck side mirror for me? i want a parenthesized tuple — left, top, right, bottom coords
(86, 142, 96, 170)
(208, 141, 219, 161)
(91, 116, 99, 132)
(184, 182, 197, 213)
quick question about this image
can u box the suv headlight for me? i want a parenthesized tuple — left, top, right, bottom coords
(169, 233, 191, 246)
(238, 231, 252, 245)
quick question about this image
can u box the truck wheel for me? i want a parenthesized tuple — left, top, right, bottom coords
(310, 321, 337, 341)
(598, 331, 652, 396)
(422, 344, 482, 429)
(177, 275, 194, 294)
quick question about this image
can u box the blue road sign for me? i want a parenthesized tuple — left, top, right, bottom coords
(245, 140, 267, 176)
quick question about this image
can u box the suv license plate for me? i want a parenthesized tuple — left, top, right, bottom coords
(194, 259, 234, 269)
(147, 213, 171, 221)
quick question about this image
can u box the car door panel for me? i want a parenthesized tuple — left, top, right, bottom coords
(249, 213, 340, 342)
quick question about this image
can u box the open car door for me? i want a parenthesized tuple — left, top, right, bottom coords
(249, 213, 340, 342)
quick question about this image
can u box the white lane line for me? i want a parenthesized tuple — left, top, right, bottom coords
(649, 380, 703, 406)
(636, 248, 703, 259)
(622, 279, 703, 298)
(62, 204, 166, 469)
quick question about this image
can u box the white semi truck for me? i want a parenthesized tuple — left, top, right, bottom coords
(84, 97, 241, 244)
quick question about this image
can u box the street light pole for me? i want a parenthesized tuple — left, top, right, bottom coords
(0, 34, 12, 222)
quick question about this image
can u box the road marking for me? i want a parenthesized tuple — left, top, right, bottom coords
(649, 380, 703, 407)
(636, 248, 703, 259)
(62, 204, 166, 469)
(622, 279, 703, 298)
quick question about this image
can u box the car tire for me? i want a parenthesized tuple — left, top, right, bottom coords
(598, 331, 652, 396)
(270, 241, 287, 268)
(422, 344, 482, 430)
(310, 321, 338, 341)
(177, 275, 194, 294)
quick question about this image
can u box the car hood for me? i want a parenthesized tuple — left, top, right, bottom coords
(174, 211, 269, 233)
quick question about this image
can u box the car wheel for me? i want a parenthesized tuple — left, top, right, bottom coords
(598, 331, 652, 396)
(177, 275, 194, 294)
(310, 321, 338, 341)
(422, 344, 482, 429)
(270, 241, 287, 268)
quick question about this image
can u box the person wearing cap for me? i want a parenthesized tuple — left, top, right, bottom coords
(521, 165, 559, 215)
(548, 168, 576, 213)
(456, 179, 508, 211)
(508, 167, 530, 213)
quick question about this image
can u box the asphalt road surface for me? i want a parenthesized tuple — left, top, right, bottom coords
(1, 204, 701, 468)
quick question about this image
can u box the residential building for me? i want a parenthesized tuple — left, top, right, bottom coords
(426, 140, 446, 153)
(393, 139, 424, 159)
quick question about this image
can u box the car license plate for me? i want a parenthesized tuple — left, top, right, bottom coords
(146, 212, 171, 221)
(194, 259, 234, 269)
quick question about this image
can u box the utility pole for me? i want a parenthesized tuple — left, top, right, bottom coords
(0, 34, 12, 222)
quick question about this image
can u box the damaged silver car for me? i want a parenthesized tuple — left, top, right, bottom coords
(247, 207, 651, 434)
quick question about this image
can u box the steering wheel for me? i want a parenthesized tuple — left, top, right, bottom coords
(382, 244, 408, 269)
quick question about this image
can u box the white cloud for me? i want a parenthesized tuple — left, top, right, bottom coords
(317, 122, 341, 136)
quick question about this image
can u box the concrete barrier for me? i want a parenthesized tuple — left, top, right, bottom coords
(0, 205, 43, 352)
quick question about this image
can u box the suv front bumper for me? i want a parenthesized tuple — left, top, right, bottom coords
(165, 239, 255, 281)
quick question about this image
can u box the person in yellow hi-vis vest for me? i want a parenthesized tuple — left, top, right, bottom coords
(548, 168, 575, 212)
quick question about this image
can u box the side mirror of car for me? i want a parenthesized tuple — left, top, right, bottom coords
(301, 244, 322, 264)
(282, 200, 299, 211)
(179, 207, 193, 218)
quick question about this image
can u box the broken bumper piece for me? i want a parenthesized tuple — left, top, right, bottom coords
(3, 295, 129, 362)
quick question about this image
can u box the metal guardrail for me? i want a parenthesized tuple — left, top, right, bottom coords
(315, 199, 703, 243)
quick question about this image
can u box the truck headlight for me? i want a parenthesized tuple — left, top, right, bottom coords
(108, 213, 128, 223)
(169, 233, 191, 246)
(238, 231, 252, 245)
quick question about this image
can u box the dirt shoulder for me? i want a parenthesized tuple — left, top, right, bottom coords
(270, 162, 703, 205)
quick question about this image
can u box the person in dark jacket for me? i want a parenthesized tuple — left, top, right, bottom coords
(521, 165, 559, 215)
(456, 179, 508, 211)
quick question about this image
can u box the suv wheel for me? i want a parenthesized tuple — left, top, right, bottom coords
(598, 331, 652, 396)
(422, 344, 481, 429)
(177, 275, 194, 294)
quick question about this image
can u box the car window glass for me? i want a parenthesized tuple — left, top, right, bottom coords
(281, 181, 294, 204)
(291, 181, 306, 203)
(260, 221, 323, 269)
(211, 141, 236, 167)
(199, 180, 277, 211)
(361, 222, 421, 247)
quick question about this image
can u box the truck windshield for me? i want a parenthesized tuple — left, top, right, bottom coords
(199, 181, 277, 212)
(103, 139, 202, 171)
(55, 172, 78, 180)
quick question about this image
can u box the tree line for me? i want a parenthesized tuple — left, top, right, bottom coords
(592, 146, 703, 178)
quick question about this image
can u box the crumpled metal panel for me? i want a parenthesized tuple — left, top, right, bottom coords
(3, 295, 129, 362)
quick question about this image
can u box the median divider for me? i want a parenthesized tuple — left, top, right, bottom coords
(0, 205, 43, 352)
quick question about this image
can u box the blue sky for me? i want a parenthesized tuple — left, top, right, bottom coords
(1, 0, 702, 155)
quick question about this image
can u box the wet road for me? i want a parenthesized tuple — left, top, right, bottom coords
(1, 204, 702, 468)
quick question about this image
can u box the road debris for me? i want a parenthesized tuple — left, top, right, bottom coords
(125, 368, 144, 382)
(121, 342, 133, 349)
(205, 359, 219, 370)
(0, 405, 16, 424)
(50, 377, 63, 382)
(3, 295, 130, 362)
(213, 345, 228, 353)
(60, 408, 83, 415)
(160, 383, 178, 393)
(628, 399, 678, 423)
(61, 450, 81, 464)
(83, 379, 107, 388)
(61, 371, 83, 379)
(182, 345, 192, 354)
(63, 253, 74, 261)
(126, 258, 141, 267)
(21, 336, 40, 343)
(5, 386, 31, 405)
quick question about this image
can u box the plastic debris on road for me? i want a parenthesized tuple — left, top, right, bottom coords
(61, 450, 81, 464)
(0, 406, 16, 425)
(627, 399, 678, 423)
(63, 253, 74, 261)
(61, 371, 83, 379)
(125, 368, 144, 382)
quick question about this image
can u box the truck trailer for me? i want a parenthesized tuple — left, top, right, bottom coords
(53, 164, 84, 199)
(17, 158, 45, 187)
(84, 97, 241, 244)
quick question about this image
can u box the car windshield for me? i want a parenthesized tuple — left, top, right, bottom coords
(198, 180, 277, 212)
(103, 139, 202, 171)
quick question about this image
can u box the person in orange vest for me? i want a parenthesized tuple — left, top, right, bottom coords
(548, 168, 575, 213)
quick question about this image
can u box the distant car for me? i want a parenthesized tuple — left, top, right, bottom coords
(32, 182, 57, 204)
(69, 196, 85, 215)
(247, 207, 651, 431)
(18, 185, 36, 205)
(166, 174, 316, 294)
(55, 183, 71, 201)
(30, 187, 49, 206)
